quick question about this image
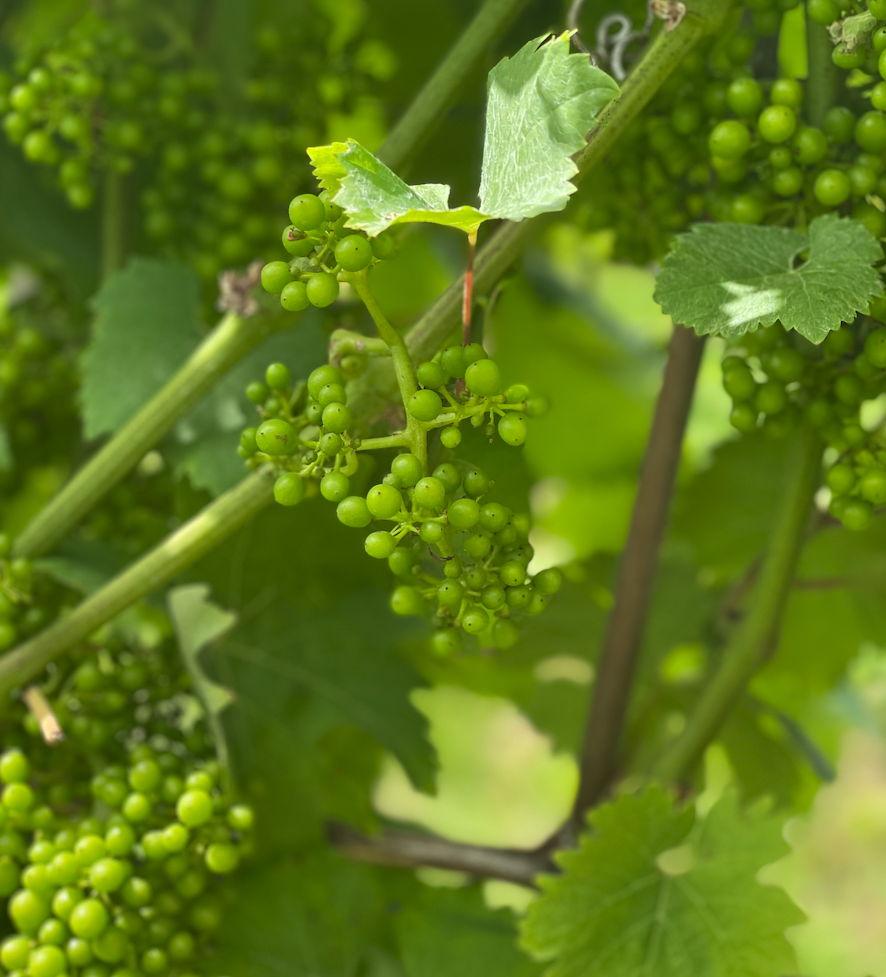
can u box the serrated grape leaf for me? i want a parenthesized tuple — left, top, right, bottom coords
(398, 887, 542, 977)
(521, 788, 803, 977)
(478, 31, 619, 221)
(216, 849, 387, 977)
(81, 258, 203, 439)
(309, 140, 350, 192)
(654, 215, 883, 343)
(167, 583, 237, 769)
(187, 502, 436, 797)
(312, 139, 487, 236)
(308, 33, 618, 237)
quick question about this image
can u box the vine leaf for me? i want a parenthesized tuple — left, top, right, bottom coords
(81, 258, 203, 439)
(478, 29, 619, 221)
(653, 215, 884, 343)
(397, 886, 543, 977)
(167, 583, 237, 769)
(316, 140, 487, 236)
(307, 32, 618, 237)
(520, 788, 803, 977)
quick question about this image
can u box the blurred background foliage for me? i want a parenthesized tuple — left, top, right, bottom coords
(0, 0, 885, 974)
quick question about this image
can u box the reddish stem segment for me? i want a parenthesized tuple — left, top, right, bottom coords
(462, 230, 478, 346)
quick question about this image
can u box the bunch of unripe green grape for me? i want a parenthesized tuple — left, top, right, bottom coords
(721, 314, 886, 530)
(237, 347, 558, 652)
(0, 313, 79, 470)
(0, 4, 220, 211)
(260, 192, 396, 311)
(0, 2, 390, 284)
(0, 631, 251, 976)
(578, 0, 886, 260)
(144, 17, 393, 281)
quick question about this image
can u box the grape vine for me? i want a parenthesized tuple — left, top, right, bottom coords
(0, 0, 883, 974)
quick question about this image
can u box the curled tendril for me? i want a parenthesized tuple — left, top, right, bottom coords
(567, 0, 660, 81)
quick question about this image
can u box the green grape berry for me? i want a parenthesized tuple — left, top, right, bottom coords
(288, 194, 326, 231)
(175, 790, 214, 827)
(770, 78, 803, 109)
(807, 0, 839, 22)
(414, 477, 446, 509)
(462, 606, 490, 634)
(441, 427, 462, 448)
(440, 346, 466, 378)
(308, 365, 343, 399)
(814, 169, 851, 207)
(757, 104, 796, 143)
(0, 750, 29, 784)
(464, 358, 502, 396)
(859, 469, 886, 504)
(448, 498, 480, 530)
(431, 630, 461, 655)
(256, 418, 296, 455)
(390, 586, 425, 616)
(281, 280, 310, 311)
(727, 77, 763, 117)
(337, 496, 373, 528)
(709, 120, 751, 159)
(407, 389, 443, 422)
(69, 899, 109, 940)
(416, 362, 448, 389)
(322, 403, 351, 433)
(334, 234, 373, 272)
(855, 111, 886, 153)
(498, 413, 527, 446)
(864, 328, 886, 367)
(534, 568, 563, 595)
(205, 843, 239, 874)
(365, 531, 397, 559)
(306, 272, 339, 307)
(261, 261, 293, 295)
(274, 472, 306, 506)
(366, 483, 402, 519)
(840, 498, 874, 530)
(321, 471, 350, 502)
(391, 453, 424, 487)
(282, 226, 315, 257)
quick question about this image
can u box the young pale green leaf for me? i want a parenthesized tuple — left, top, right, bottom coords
(313, 140, 487, 236)
(521, 788, 803, 977)
(307, 33, 617, 237)
(654, 215, 883, 343)
(81, 258, 203, 438)
(478, 32, 619, 221)
(308, 141, 349, 194)
(188, 502, 437, 795)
